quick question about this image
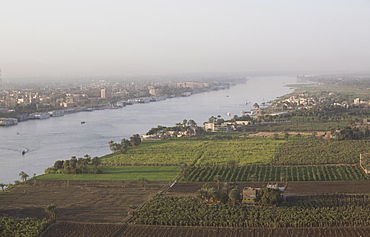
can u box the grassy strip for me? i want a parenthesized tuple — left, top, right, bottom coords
(37, 166, 180, 181)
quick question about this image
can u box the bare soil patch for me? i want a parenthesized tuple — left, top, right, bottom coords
(284, 181, 370, 195)
(0, 180, 168, 223)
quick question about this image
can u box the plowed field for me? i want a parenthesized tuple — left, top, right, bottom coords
(0, 180, 168, 223)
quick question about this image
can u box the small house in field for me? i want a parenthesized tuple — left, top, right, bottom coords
(242, 183, 286, 205)
(242, 187, 259, 204)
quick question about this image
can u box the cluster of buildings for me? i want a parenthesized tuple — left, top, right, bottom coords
(272, 91, 370, 111)
(204, 121, 251, 132)
(0, 78, 220, 122)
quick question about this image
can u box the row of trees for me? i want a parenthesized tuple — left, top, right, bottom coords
(45, 155, 102, 174)
(145, 120, 206, 139)
(196, 182, 240, 205)
(108, 134, 141, 154)
(196, 176, 283, 206)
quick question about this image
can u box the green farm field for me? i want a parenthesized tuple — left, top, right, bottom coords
(185, 165, 368, 182)
(38, 166, 180, 181)
(101, 138, 286, 166)
(274, 139, 370, 165)
(101, 136, 369, 167)
(254, 121, 350, 132)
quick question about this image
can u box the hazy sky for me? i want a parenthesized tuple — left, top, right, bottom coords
(1, 0, 370, 77)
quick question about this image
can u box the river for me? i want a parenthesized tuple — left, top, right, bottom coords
(0, 75, 297, 183)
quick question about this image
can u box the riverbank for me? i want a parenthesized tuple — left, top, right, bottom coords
(0, 75, 297, 184)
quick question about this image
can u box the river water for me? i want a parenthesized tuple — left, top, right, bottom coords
(0, 75, 297, 183)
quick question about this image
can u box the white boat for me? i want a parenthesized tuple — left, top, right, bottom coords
(0, 118, 18, 126)
(29, 113, 50, 119)
(49, 110, 65, 117)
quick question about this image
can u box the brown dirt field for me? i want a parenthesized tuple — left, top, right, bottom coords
(165, 181, 370, 197)
(284, 181, 370, 195)
(0, 180, 168, 223)
(40, 222, 125, 237)
(41, 223, 370, 237)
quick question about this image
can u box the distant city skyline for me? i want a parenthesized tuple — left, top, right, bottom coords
(1, 1, 370, 78)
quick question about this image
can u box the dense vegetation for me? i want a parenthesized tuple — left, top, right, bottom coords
(253, 121, 350, 132)
(44, 156, 102, 174)
(101, 140, 207, 166)
(274, 138, 370, 165)
(195, 139, 285, 166)
(0, 216, 50, 237)
(185, 165, 368, 182)
(101, 135, 369, 168)
(101, 138, 286, 166)
(39, 166, 180, 181)
(134, 194, 370, 227)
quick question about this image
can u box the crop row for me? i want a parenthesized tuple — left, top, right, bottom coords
(118, 225, 370, 237)
(185, 165, 368, 182)
(255, 121, 349, 132)
(134, 195, 370, 228)
(101, 138, 285, 166)
(101, 137, 370, 167)
(274, 139, 370, 165)
(41, 223, 370, 236)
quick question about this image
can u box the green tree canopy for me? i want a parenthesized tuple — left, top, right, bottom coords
(255, 187, 283, 206)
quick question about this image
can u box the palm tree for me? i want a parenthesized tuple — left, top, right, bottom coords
(229, 188, 241, 205)
(0, 183, 7, 192)
(45, 203, 58, 222)
(182, 119, 188, 127)
(19, 171, 29, 182)
(130, 134, 142, 147)
(223, 182, 231, 196)
(188, 119, 197, 129)
(214, 175, 223, 190)
(91, 157, 100, 167)
(138, 177, 148, 188)
(179, 162, 188, 179)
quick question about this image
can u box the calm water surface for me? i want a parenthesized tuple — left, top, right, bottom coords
(0, 76, 297, 183)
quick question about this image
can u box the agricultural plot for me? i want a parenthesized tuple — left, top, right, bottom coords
(185, 165, 368, 182)
(101, 138, 285, 167)
(194, 138, 285, 166)
(133, 195, 370, 228)
(100, 136, 368, 168)
(166, 181, 370, 197)
(41, 223, 370, 237)
(0, 216, 50, 237)
(274, 139, 370, 165)
(100, 141, 208, 166)
(255, 121, 349, 132)
(0, 180, 168, 223)
(40, 222, 124, 237)
(38, 166, 180, 181)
